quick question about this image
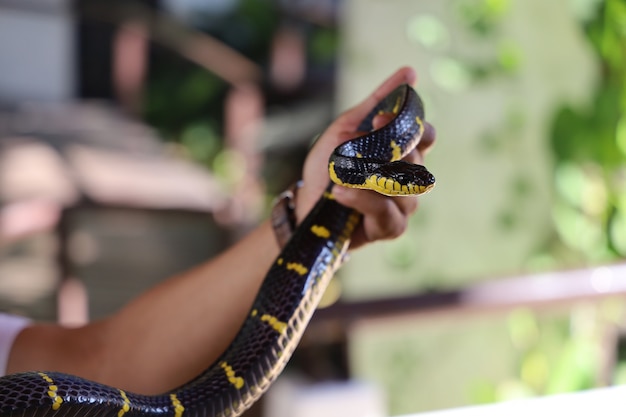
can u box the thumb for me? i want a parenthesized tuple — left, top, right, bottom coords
(371, 112, 395, 130)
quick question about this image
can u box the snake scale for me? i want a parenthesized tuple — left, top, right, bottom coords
(0, 84, 435, 417)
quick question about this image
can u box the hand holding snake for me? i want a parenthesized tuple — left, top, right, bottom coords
(298, 66, 436, 249)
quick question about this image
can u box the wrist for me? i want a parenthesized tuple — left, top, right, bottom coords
(270, 181, 302, 248)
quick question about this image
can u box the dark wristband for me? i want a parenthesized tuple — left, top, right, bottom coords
(271, 181, 302, 248)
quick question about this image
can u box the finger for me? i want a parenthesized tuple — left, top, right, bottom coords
(349, 193, 419, 250)
(372, 113, 395, 130)
(371, 116, 435, 158)
(336, 112, 394, 144)
(400, 122, 436, 165)
(338, 67, 417, 130)
(394, 194, 419, 216)
(338, 110, 419, 147)
(361, 198, 408, 242)
(403, 147, 424, 165)
(417, 122, 436, 156)
(333, 187, 409, 241)
(335, 113, 394, 145)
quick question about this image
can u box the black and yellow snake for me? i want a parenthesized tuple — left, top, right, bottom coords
(0, 84, 434, 417)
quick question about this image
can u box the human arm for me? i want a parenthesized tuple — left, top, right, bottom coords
(6, 67, 435, 394)
(7, 220, 280, 394)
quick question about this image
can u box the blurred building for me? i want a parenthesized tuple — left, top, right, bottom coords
(0, 0, 229, 323)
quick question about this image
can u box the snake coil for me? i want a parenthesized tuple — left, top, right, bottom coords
(0, 84, 434, 417)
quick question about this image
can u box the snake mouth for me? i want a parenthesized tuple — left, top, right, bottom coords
(421, 182, 436, 194)
(364, 175, 435, 196)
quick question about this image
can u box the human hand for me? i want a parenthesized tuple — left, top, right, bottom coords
(296, 67, 436, 250)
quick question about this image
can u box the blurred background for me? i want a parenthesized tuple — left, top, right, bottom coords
(1, 0, 626, 415)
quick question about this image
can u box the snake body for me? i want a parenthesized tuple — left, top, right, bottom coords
(0, 84, 434, 417)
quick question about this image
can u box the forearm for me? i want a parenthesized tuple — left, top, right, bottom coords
(8, 220, 280, 394)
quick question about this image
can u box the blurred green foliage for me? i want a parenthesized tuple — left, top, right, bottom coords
(142, 0, 338, 189)
(457, 0, 626, 404)
(457, 0, 510, 36)
(142, 0, 282, 174)
(542, 0, 626, 393)
(548, 0, 626, 263)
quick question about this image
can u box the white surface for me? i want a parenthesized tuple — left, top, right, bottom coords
(0, 313, 32, 376)
(265, 377, 386, 417)
(402, 386, 626, 417)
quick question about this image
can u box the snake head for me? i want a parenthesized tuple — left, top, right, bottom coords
(366, 161, 435, 196)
